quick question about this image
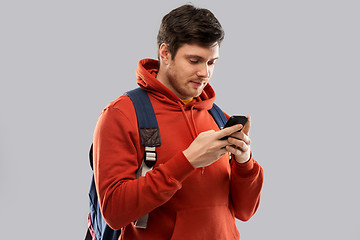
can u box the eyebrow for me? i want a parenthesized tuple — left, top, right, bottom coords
(185, 54, 219, 61)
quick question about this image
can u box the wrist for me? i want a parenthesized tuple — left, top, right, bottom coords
(183, 149, 198, 168)
(234, 152, 251, 164)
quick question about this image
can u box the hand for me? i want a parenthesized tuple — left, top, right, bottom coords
(225, 115, 252, 163)
(183, 124, 244, 168)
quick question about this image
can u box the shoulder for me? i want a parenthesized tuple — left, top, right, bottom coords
(105, 94, 134, 111)
(97, 94, 137, 128)
(103, 94, 137, 117)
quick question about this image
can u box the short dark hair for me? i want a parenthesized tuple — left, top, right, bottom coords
(157, 4, 225, 59)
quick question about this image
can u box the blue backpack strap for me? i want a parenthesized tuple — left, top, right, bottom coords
(126, 88, 161, 169)
(209, 103, 227, 129)
(125, 88, 160, 229)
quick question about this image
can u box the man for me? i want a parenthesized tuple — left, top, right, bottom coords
(93, 4, 264, 240)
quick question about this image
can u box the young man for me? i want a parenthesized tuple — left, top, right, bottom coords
(93, 4, 264, 240)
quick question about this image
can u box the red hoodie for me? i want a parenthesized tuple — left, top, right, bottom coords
(93, 59, 264, 240)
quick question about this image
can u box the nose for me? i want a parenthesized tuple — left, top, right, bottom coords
(197, 63, 210, 78)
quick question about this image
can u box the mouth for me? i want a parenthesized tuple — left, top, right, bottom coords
(190, 81, 205, 88)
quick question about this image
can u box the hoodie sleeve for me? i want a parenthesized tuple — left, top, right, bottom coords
(230, 154, 264, 221)
(93, 97, 195, 230)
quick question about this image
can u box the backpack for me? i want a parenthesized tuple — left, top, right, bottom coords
(85, 87, 227, 240)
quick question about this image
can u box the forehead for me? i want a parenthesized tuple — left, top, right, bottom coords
(176, 43, 219, 60)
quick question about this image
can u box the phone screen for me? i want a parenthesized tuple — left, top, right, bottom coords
(221, 116, 248, 140)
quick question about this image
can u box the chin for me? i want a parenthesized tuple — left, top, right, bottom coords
(193, 92, 202, 98)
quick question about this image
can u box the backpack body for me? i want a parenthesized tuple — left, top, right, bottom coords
(86, 88, 227, 240)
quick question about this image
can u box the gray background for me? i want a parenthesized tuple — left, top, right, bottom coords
(1, 0, 359, 239)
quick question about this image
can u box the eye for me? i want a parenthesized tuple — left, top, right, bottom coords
(207, 59, 217, 66)
(189, 59, 199, 64)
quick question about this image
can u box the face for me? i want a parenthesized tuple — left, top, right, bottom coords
(158, 43, 219, 100)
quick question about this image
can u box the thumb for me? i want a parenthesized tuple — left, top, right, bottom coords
(242, 115, 251, 135)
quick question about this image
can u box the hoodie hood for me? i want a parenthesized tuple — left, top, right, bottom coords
(136, 58, 216, 111)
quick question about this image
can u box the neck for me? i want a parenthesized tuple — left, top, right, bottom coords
(155, 65, 167, 86)
(156, 65, 184, 99)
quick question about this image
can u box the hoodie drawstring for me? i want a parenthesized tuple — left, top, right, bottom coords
(178, 102, 198, 139)
(189, 105, 199, 136)
(177, 102, 205, 174)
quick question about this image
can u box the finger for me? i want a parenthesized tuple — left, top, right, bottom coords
(216, 124, 243, 140)
(226, 145, 243, 156)
(228, 138, 250, 152)
(229, 132, 251, 145)
(242, 115, 251, 135)
(218, 148, 229, 158)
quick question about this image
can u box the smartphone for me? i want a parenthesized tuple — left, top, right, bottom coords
(221, 115, 248, 140)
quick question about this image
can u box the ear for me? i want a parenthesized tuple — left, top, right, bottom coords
(159, 43, 171, 65)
